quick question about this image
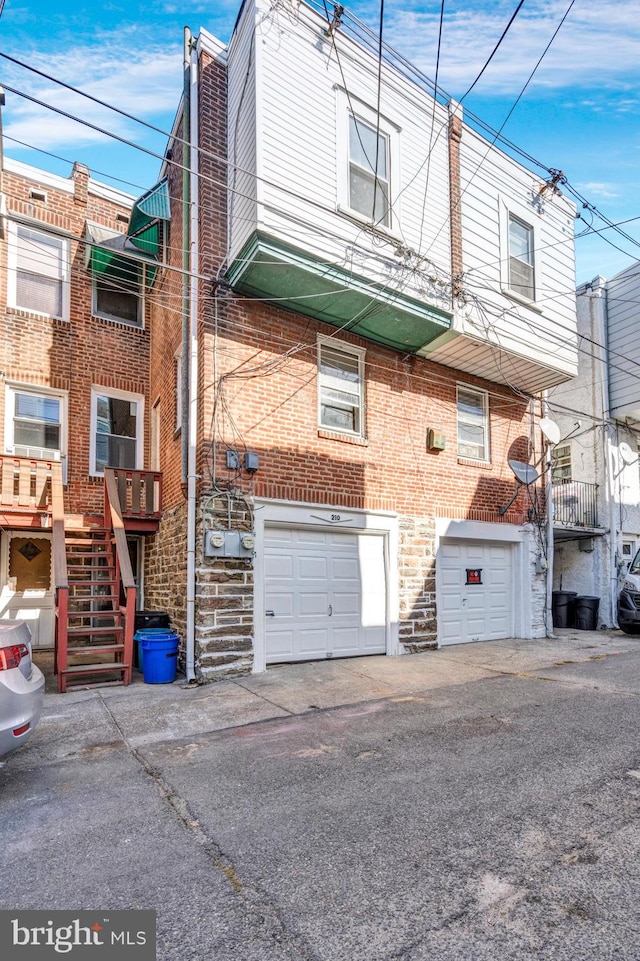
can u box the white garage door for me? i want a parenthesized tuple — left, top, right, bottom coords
(438, 540, 514, 645)
(264, 527, 386, 663)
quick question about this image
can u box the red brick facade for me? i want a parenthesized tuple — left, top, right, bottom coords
(0, 161, 151, 521)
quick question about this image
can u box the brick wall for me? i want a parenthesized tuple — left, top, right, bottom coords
(1, 163, 151, 519)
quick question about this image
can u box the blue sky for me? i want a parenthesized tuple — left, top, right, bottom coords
(1, 0, 639, 285)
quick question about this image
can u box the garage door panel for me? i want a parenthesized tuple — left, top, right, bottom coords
(265, 554, 294, 579)
(299, 592, 329, 616)
(298, 629, 329, 654)
(265, 527, 387, 663)
(298, 555, 329, 579)
(439, 538, 514, 646)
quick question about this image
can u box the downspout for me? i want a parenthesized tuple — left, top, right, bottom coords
(185, 31, 200, 683)
(542, 391, 555, 637)
(181, 30, 191, 485)
(597, 282, 617, 626)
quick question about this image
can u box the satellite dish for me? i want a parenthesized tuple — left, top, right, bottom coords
(619, 442, 637, 465)
(540, 417, 561, 446)
(508, 459, 540, 485)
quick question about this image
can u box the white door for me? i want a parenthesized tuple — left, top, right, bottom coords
(0, 532, 55, 649)
(438, 540, 514, 645)
(264, 527, 386, 663)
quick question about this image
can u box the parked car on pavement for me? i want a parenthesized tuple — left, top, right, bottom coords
(0, 620, 45, 759)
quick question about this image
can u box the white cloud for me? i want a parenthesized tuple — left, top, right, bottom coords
(575, 182, 619, 201)
(374, 0, 640, 97)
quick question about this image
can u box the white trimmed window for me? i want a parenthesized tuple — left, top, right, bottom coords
(318, 339, 365, 437)
(7, 222, 70, 320)
(4, 384, 67, 463)
(90, 387, 144, 476)
(348, 115, 391, 227)
(508, 215, 535, 300)
(336, 89, 400, 232)
(499, 201, 540, 305)
(457, 386, 489, 461)
(551, 443, 572, 481)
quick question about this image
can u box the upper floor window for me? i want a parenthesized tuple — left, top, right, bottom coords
(7, 222, 69, 320)
(318, 339, 365, 438)
(508, 215, 535, 300)
(90, 387, 144, 476)
(457, 386, 489, 461)
(4, 385, 66, 462)
(348, 115, 391, 227)
(93, 269, 142, 328)
(551, 443, 572, 481)
(336, 89, 400, 233)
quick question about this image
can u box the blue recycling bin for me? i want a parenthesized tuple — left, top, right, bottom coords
(134, 628, 176, 674)
(140, 632, 180, 684)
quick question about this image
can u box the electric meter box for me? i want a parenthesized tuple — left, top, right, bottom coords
(204, 530, 255, 558)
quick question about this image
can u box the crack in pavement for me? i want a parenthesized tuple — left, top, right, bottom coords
(97, 693, 320, 961)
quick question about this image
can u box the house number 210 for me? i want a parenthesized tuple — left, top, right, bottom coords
(331, 514, 341, 521)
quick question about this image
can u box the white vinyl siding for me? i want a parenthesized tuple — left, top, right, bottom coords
(7, 222, 70, 320)
(90, 387, 144, 476)
(606, 266, 640, 418)
(457, 385, 489, 461)
(318, 340, 365, 437)
(227, 2, 452, 299)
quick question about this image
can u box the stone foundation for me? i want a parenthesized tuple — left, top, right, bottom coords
(398, 515, 438, 652)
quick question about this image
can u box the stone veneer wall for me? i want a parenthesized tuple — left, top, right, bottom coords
(398, 515, 438, 652)
(143, 501, 188, 652)
(196, 491, 254, 680)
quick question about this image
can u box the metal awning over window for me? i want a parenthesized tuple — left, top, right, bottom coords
(85, 179, 169, 288)
(126, 179, 170, 257)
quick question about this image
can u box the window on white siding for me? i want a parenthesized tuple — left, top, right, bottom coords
(508, 214, 535, 300)
(551, 443, 572, 481)
(5, 385, 67, 463)
(457, 386, 489, 461)
(90, 387, 144, 476)
(7, 222, 70, 319)
(348, 115, 391, 227)
(318, 339, 365, 437)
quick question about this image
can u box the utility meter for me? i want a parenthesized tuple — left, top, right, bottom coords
(240, 533, 255, 551)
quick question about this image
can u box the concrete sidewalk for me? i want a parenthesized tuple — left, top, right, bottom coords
(32, 626, 638, 753)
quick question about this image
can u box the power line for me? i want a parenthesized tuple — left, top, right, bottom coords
(459, 0, 527, 101)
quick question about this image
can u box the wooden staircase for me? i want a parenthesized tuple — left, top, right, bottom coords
(54, 469, 136, 692)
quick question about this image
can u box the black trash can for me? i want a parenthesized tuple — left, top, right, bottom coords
(552, 591, 577, 628)
(574, 596, 599, 631)
(133, 611, 171, 669)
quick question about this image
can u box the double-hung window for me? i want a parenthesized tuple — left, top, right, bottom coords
(5, 385, 66, 462)
(551, 443, 572, 481)
(8, 222, 70, 319)
(457, 386, 489, 461)
(508, 214, 535, 300)
(318, 339, 365, 437)
(93, 266, 142, 327)
(348, 115, 391, 227)
(90, 387, 144, 475)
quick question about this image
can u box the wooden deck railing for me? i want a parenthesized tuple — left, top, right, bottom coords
(104, 468, 162, 520)
(104, 470, 136, 682)
(0, 455, 55, 511)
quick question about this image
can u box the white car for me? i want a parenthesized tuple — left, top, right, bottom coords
(0, 620, 45, 759)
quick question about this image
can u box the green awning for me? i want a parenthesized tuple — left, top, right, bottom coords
(127, 179, 170, 257)
(85, 222, 158, 287)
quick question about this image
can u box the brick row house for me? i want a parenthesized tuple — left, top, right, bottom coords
(144, 0, 578, 681)
(1, 0, 579, 689)
(0, 155, 165, 689)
